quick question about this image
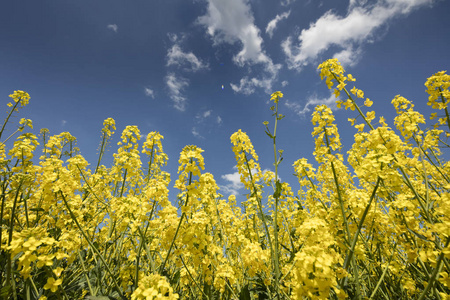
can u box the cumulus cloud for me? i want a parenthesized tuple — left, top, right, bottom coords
(144, 87, 155, 98)
(220, 170, 244, 195)
(197, 0, 281, 94)
(220, 168, 279, 195)
(266, 11, 291, 38)
(167, 44, 209, 72)
(217, 116, 223, 124)
(165, 73, 189, 111)
(282, 0, 433, 70)
(285, 91, 338, 117)
(107, 24, 118, 33)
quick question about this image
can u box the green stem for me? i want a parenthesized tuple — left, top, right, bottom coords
(417, 237, 450, 300)
(60, 192, 126, 300)
(341, 177, 381, 286)
(159, 170, 193, 274)
(272, 100, 281, 292)
(0, 99, 21, 140)
(6, 179, 23, 292)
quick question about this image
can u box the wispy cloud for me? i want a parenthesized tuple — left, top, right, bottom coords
(165, 73, 189, 111)
(197, 0, 281, 94)
(107, 24, 118, 33)
(282, 0, 433, 70)
(195, 110, 212, 122)
(281, 0, 297, 6)
(266, 11, 291, 38)
(144, 87, 155, 98)
(192, 127, 203, 139)
(167, 44, 209, 72)
(285, 91, 338, 117)
(192, 110, 222, 137)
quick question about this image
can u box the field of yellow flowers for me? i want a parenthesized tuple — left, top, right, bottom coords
(1, 59, 449, 300)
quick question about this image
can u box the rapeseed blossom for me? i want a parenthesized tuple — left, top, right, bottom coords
(2, 59, 450, 299)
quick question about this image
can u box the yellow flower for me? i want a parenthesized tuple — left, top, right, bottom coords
(347, 74, 356, 81)
(355, 123, 365, 131)
(364, 98, 373, 107)
(44, 277, 63, 293)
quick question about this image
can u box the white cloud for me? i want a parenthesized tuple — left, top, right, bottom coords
(282, 0, 433, 70)
(107, 24, 118, 33)
(281, 80, 289, 87)
(197, 0, 281, 94)
(217, 116, 223, 124)
(165, 73, 189, 111)
(195, 110, 212, 122)
(220, 170, 244, 195)
(281, 0, 297, 6)
(285, 91, 338, 117)
(167, 44, 209, 72)
(266, 11, 291, 38)
(144, 87, 155, 98)
(203, 110, 212, 118)
(61, 120, 67, 127)
(220, 168, 278, 195)
(192, 127, 204, 139)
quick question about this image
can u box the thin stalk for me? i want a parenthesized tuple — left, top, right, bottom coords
(6, 179, 23, 294)
(95, 133, 107, 174)
(417, 236, 450, 300)
(368, 243, 398, 299)
(177, 245, 210, 300)
(134, 222, 151, 291)
(242, 154, 274, 269)
(341, 177, 381, 284)
(60, 192, 126, 300)
(438, 88, 450, 132)
(119, 168, 128, 198)
(159, 170, 193, 274)
(0, 99, 22, 140)
(271, 100, 281, 292)
(78, 250, 95, 296)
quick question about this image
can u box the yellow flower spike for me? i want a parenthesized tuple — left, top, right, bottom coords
(9, 90, 30, 106)
(270, 91, 284, 103)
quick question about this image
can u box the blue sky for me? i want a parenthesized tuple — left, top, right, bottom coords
(1, 0, 449, 200)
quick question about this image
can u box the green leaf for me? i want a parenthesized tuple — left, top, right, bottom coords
(0, 285, 12, 298)
(407, 228, 432, 242)
(239, 284, 251, 300)
(273, 180, 282, 198)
